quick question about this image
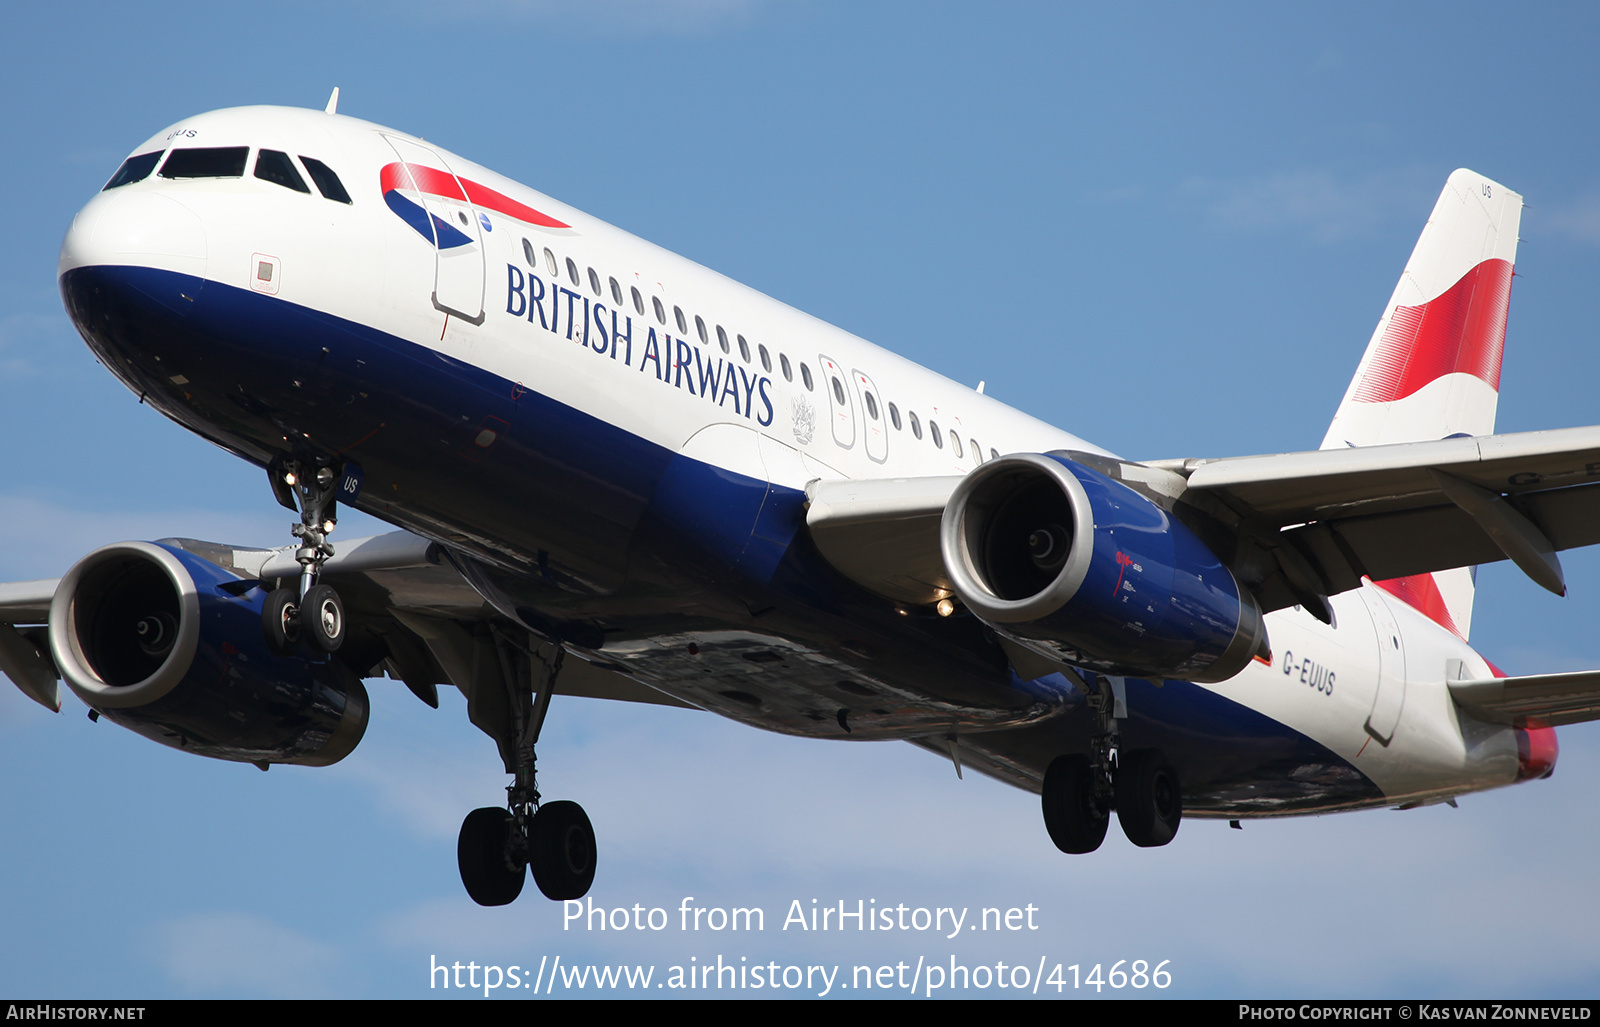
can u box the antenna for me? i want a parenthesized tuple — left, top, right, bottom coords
(324, 87, 340, 115)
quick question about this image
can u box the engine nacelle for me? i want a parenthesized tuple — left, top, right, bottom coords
(48, 541, 367, 766)
(941, 453, 1266, 683)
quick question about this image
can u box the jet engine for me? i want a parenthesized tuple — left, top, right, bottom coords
(48, 541, 367, 766)
(941, 453, 1266, 683)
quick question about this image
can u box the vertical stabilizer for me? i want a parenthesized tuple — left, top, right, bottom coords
(1321, 170, 1523, 640)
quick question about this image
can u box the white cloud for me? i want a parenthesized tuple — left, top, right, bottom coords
(0, 494, 284, 581)
(1191, 168, 1437, 244)
(1529, 192, 1600, 247)
(152, 912, 344, 997)
(0, 312, 76, 377)
(0, 493, 397, 581)
(419, 0, 768, 35)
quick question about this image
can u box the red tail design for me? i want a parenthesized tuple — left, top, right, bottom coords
(1374, 573, 1463, 639)
(1350, 258, 1512, 403)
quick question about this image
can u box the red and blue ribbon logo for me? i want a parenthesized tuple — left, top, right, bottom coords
(380, 161, 569, 248)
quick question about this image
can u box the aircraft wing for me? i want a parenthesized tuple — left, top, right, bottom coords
(1450, 671, 1600, 728)
(805, 425, 1600, 621)
(0, 581, 61, 711)
(1158, 424, 1600, 610)
(0, 531, 696, 716)
(805, 475, 964, 604)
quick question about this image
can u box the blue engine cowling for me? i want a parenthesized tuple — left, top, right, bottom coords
(48, 541, 367, 766)
(940, 453, 1266, 683)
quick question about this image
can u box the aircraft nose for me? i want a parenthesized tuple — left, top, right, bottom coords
(59, 189, 207, 279)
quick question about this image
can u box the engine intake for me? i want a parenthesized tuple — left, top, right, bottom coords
(941, 453, 1265, 683)
(49, 541, 367, 766)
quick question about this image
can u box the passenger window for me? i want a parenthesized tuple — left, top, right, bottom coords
(950, 431, 963, 457)
(545, 248, 558, 277)
(102, 151, 162, 190)
(909, 411, 922, 440)
(970, 440, 982, 463)
(758, 344, 772, 372)
(565, 258, 580, 287)
(652, 296, 666, 324)
(254, 150, 309, 193)
(610, 277, 623, 305)
(888, 402, 902, 430)
(864, 392, 879, 420)
(631, 286, 645, 315)
(990, 448, 1000, 461)
(831, 376, 847, 405)
(523, 239, 538, 267)
(801, 363, 814, 391)
(737, 335, 752, 363)
(300, 157, 352, 203)
(695, 315, 708, 344)
(673, 306, 687, 334)
(159, 146, 248, 179)
(716, 325, 731, 354)
(780, 353, 793, 381)
(588, 267, 602, 296)
(929, 421, 943, 448)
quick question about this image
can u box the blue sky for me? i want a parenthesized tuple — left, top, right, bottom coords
(3, 0, 1600, 999)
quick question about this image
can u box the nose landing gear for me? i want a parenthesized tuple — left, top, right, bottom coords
(261, 459, 346, 656)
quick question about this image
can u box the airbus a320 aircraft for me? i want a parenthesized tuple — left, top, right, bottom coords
(9, 95, 1600, 906)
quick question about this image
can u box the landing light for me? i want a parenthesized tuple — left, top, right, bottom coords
(936, 599, 955, 618)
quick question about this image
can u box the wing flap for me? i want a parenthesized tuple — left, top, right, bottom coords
(1450, 670, 1600, 728)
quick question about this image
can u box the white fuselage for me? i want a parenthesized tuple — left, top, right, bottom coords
(58, 105, 1540, 815)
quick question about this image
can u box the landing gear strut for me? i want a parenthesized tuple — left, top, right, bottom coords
(262, 459, 346, 655)
(1041, 675, 1181, 851)
(456, 631, 596, 905)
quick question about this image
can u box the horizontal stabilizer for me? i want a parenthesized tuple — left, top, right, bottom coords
(1450, 670, 1600, 728)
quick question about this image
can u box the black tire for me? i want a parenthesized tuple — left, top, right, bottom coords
(1041, 754, 1110, 853)
(529, 801, 596, 901)
(302, 584, 345, 653)
(262, 587, 300, 657)
(458, 807, 525, 906)
(1115, 748, 1182, 847)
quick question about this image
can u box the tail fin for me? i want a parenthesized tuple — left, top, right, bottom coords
(1321, 169, 1524, 640)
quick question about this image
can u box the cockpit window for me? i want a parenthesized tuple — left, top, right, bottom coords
(102, 151, 162, 190)
(159, 146, 249, 179)
(254, 150, 310, 193)
(299, 156, 352, 204)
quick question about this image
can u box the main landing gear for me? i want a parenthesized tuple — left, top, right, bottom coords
(1041, 675, 1181, 852)
(456, 632, 597, 905)
(262, 459, 347, 656)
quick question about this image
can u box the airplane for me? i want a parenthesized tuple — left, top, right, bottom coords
(8, 93, 1600, 906)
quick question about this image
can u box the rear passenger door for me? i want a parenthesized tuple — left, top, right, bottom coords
(851, 368, 888, 464)
(817, 355, 856, 451)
